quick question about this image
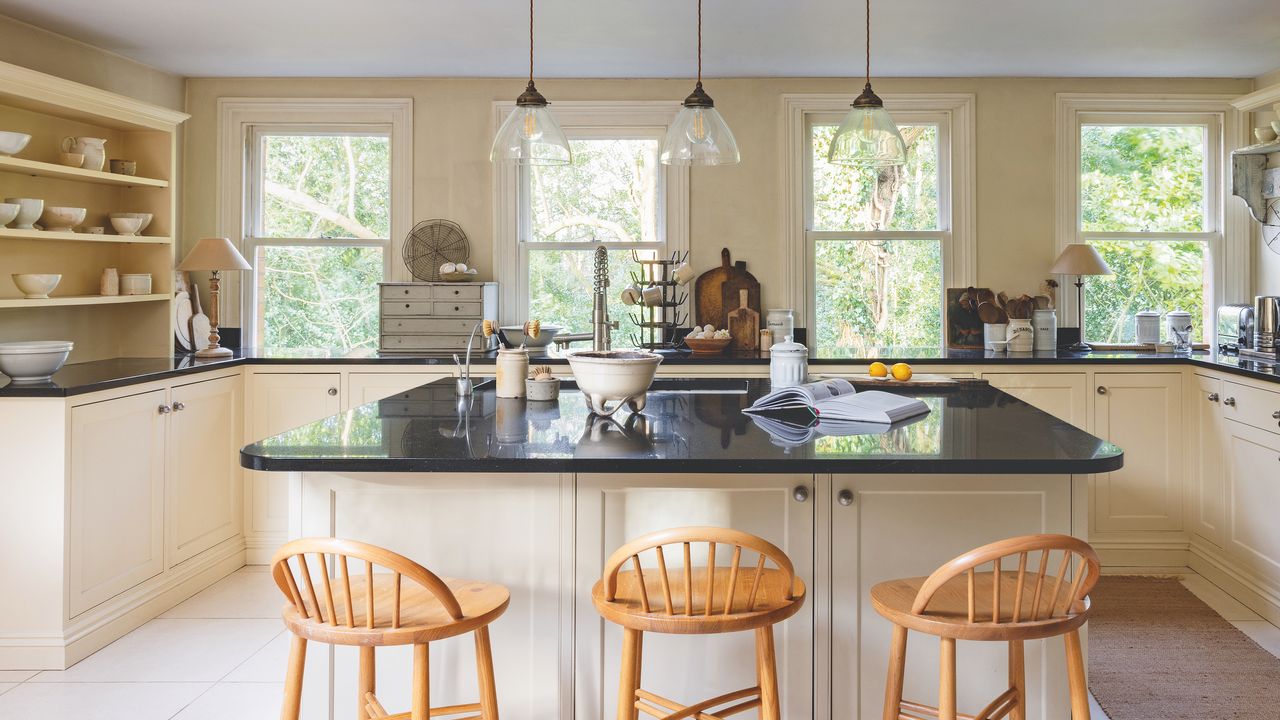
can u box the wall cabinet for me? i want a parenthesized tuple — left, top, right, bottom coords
(1091, 373, 1183, 534)
(1187, 375, 1226, 547)
(169, 375, 242, 566)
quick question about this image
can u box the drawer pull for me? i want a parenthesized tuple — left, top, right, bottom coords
(1207, 393, 1219, 402)
(453, 289, 460, 295)
(837, 489, 854, 506)
(1273, 410, 1280, 419)
(327, 387, 338, 396)
(1224, 397, 1236, 407)
(171, 401, 185, 411)
(157, 404, 171, 414)
(454, 306, 460, 311)
(792, 485, 809, 502)
(404, 289, 410, 295)
(1096, 386, 1107, 395)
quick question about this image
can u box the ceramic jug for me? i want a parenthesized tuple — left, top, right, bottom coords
(61, 136, 107, 172)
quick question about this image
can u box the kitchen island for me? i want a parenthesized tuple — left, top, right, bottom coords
(242, 376, 1118, 720)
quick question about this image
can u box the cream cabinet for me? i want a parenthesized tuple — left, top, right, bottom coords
(980, 372, 1088, 429)
(574, 473, 814, 720)
(68, 388, 168, 617)
(1091, 373, 1183, 534)
(345, 371, 446, 410)
(168, 375, 243, 566)
(1223, 421, 1280, 582)
(1187, 375, 1226, 548)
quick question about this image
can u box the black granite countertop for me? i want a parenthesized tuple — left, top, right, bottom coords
(239, 377, 1123, 475)
(1, 345, 1277, 398)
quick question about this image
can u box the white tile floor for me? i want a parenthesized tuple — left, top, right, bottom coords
(1, 566, 1277, 719)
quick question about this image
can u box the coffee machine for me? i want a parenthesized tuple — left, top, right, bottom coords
(1255, 296, 1280, 358)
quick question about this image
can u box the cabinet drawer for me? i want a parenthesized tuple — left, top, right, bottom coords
(1223, 381, 1280, 434)
(381, 334, 472, 351)
(382, 300, 435, 316)
(381, 285, 434, 300)
(382, 317, 476, 334)
(433, 301, 482, 316)
(432, 284, 482, 300)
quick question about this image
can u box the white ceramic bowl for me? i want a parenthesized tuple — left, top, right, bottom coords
(566, 349, 663, 417)
(119, 273, 152, 295)
(499, 324, 562, 348)
(4, 197, 42, 229)
(0, 131, 31, 156)
(11, 273, 61, 299)
(0, 202, 19, 227)
(109, 212, 153, 233)
(0, 340, 73, 383)
(110, 216, 143, 236)
(39, 206, 86, 232)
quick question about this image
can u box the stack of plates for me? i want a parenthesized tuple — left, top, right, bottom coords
(0, 340, 73, 383)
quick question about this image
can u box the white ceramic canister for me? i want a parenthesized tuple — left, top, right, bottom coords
(1007, 319, 1034, 352)
(769, 336, 808, 388)
(1135, 311, 1161, 345)
(99, 268, 119, 296)
(1032, 309, 1057, 351)
(1167, 310, 1193, 354)
(495, 346, 529, 398)
(983, 323, 1008, 351)
(119, 273, 151, 295)
(766, 309, 795, 343)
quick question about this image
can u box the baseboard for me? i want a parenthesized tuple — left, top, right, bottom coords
(1092, 542, 1189, 568)
(245, 532, 285, 565)
(1188, 540, 1280, 627)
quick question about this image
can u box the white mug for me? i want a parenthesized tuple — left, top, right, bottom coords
(672, 263, 696, 285)
(620, 286, 640, 306)
(641, 286, 664, 306)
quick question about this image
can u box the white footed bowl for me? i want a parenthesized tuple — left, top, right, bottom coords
(500, 324, 562, 348)
(11, 273, 61, 299)
(566, 349, 662, 417)
(39, 206, 86, 232)
(0, 131, 31, 156)
(4, 197, 42, 230)
(0, 340, 73, 383)
(0, 202, 19, 227)
(109, 212, 153, 233)
(110, 216, 143, 236)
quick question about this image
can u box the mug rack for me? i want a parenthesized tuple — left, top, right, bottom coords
(628, 249, 689, 349)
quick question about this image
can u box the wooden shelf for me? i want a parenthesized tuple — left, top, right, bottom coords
(0, 293, 169, 309)
(0, 156, 168, 188)
(0, 228, 170, 244)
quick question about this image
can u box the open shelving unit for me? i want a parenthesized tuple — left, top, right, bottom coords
(0, 60, 188, 362)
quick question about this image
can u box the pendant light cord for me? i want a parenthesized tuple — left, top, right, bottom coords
(864, 0, 871, 86)
(696, 0, 703, 86)
(529, 0, 536, 84)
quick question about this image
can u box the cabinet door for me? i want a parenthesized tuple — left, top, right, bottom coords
(169, 375, 242, 566)
(1092, 373, 1183, 533)
(980, 372, 1088, 429)
(576, 473, 814, 720)
(1188, 375, 1225, 547)
(345, 372, 446, 410)
(830, 473, 1074, 720)
(68, 389, 167, 616)
(245, 373, 341, 554)
(1224, 421, 1280, 582)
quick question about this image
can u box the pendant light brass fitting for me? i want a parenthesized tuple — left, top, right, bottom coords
(515, 80, 550, 107)
(682, 81, 716, 108)
(851, 82, 885, 109)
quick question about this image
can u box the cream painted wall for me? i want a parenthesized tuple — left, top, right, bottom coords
(182, 75, 1251, 331)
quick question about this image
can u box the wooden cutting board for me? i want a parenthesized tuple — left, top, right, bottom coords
(694, 247, 734, 328)
(726, 288, 760, 351)
(721, 259, 760, 331)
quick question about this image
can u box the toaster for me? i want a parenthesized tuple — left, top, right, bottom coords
(1217, 304, 1254, 353)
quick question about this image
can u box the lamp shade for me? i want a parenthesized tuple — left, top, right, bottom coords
(178, 237, 251, 272)
(1050, 243, 1112, 276)
(490, 102, 572, 166)
(661, 103, 741, 166)
(827, 104, 907, 168)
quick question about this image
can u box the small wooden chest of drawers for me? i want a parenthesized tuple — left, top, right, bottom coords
(378, 282, 498, 353)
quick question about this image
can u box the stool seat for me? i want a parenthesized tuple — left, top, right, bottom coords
(284, 574, 509, 646)
(592, 567, 805, 634)
(871, 571, 1089, 641)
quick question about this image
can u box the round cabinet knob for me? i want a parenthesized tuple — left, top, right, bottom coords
(157, 404, 171, 414)
(327, 387, 338, 396)
(1272, 410, 1280, 419)
(1096, 386, 1107, 395)
(403, 289, 409, 295)
(837, 489, 854, 506)
(171, 401, 185, 411)
(1224, 397, 1236, 407)
(1207, 393, 1219, 402)
(454, 306, 461, 312)
(792, 485, 810, 503)
(453, 289, 460, 295)
(404, 303, 410, 308)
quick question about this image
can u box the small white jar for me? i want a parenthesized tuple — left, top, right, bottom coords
(769, 336, 808, 388)
(1033, 309, 1057, 351)
(983, 323, 1008, 350)
(1135, 311, 1161, 345)
(1007, 319, 1034, 352)
(119, 273, 151, 295)
(766, 310, 795, 344)
(1167, 310, 1193, 354)
(495, 347, 529, 398)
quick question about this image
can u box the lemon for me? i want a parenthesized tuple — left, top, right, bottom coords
(868, 361, 888, 378)
(891, 362, 913, 382)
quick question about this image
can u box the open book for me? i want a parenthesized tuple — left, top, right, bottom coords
(743, 378, 930, 425)
(749, 411, 929, 448)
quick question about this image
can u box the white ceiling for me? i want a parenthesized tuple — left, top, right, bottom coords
(1, 0, 1277, 79)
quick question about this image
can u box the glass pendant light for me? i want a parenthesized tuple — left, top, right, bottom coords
(827, 0, 906, 168)
(491, 0, 571, 165)
(660, 0, 740, 166)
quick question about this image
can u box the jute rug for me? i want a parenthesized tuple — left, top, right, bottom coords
(1088, 576, 1280, 719)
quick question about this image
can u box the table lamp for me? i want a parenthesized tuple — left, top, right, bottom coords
(1049, 243, 1112, 352)
(178, 237, 251, 358)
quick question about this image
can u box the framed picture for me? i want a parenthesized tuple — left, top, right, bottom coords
(946, 287, 988, 350)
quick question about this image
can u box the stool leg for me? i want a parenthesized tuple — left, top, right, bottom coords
(939, 637, 956, 720)
(412, 643, 430, 720)
(475, 626, 500, 720)
(358, 646, 376, 720)
(281, 635, 307, 720)
(1064, 629, 1090, 720)
(882, 625, 908, 720)
(618, 628, 643, 720)
(1008, 640, 1026, 720)
(755, 626, 781, 720)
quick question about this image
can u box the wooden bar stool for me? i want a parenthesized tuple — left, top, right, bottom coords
(270, 537, 510, 720)
(592, 527, 806, 720)
(871, 534, 1100, 720)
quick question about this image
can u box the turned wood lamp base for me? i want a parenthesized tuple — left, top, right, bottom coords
(193, 269, 234, 358)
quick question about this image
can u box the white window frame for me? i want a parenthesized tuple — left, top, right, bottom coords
(492, 101, 690, 326)
(1054, 94, 1249, 338)
(782, 94, 976, 344)
(216, 98, 412, 347)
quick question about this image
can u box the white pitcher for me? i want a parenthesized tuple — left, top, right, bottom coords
(61, 136, 107, 171)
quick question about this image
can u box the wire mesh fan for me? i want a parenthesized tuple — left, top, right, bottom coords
(403, 219, 471, 281)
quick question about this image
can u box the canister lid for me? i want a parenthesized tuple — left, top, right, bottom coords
(769, 335, 807, 356)
(1136, 310, 1161, 318)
